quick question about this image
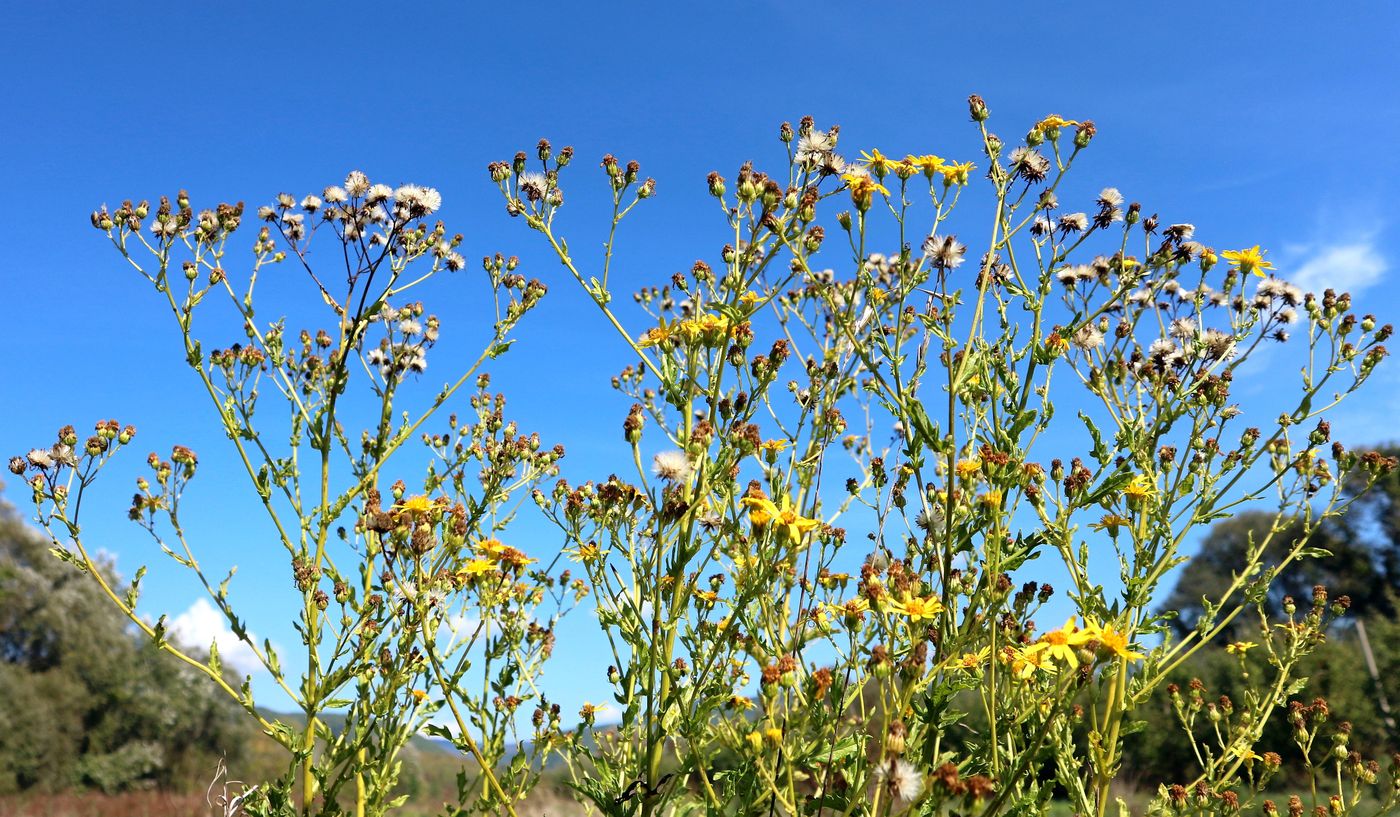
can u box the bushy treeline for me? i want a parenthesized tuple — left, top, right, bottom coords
(0, 501, 245, 794)
(1124, 447, 1400, 790)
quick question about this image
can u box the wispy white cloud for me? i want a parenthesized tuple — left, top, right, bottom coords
(168, 598, 263, 676)
(1287, 238, 1388, 294)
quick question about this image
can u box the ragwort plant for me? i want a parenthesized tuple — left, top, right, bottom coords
(8, 95, 1400, 817)
(489, 97, 1399, 817)
(12, 179, 578, 815)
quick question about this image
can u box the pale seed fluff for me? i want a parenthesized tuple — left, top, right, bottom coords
(1058, 212, 1088, 233)
(398, 318, 423, 336)
(1169, 317, 1197, 339)
(1072, 324, 1105, 350)
(344, 171, 371, 197)
(366, 183, 394, 204)
(652, 450, 694, 483)
(878, 759, 925, 804)
(26, 448, 55, 469)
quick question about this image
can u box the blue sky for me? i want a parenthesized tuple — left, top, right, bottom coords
(5, 1, 1400, 721)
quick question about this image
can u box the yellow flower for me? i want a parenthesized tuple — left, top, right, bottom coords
(840, 173, 891, 210)
(411, 689, 428, 703)
(476, 537, 508, 557)
(888, 592, 945, 622)
(569, 542, 602, 563)
(1124, 474, 1155, 506)
(1027, 617, 1091, 668)
(940, 161, 975, 186)
(694, 589, 719, 607)
(738, 291, 762, 306)
(461, 558, 495, 576)
(1226, 641, 1257, 656)
(1004, 645, 1057, 680)
(397, 495, 434, 516)
(1033, 114, 1079, 135)
(831, 597, 870, 624)
(1089, 514, 1133, 536)
(741, 493, 821, 543)
(728, 695, 755, 711)
(1221, 245, 1275, 278)
(1085, 621, 1146, 662)
(637, 325, 671, 347)
(673, 313, 735, 347)
(954, 458, 982, 480)
(758, 439, 791, 455)
(954, 648, 990, 671)
(859, 148, 895, 175)
(904, 153, 946, 176)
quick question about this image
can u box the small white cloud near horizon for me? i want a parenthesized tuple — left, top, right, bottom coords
(169, 597, 263, 676)
(1289, 240, 1388, 294)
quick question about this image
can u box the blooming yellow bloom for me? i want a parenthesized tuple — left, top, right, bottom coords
(1004, 645, 1056, 680)
(859, 148, 895, 175)
(758, 439, 790, 455)
(940, 161, 975, 186)
(904, 153, 946, 175)
(1033, 114, 1079, 134)
(673, 313, 735, 347)
(728, 695, 755, 711)
(1027, 617, 1092, 668)
(888, 592, 945, 622)
(841, 173, 891, 209)
(476, 537, 508, 557)
(1221, 245, 1275, 278)
(954, 458, 982, 480)
(738, 291, 762, 306)
(637, 325, 671, 347)
(1089, 514, 1133, 536)
(461, 558, 496, 576)
(411, 689, 428, 703)
(1226, 641, 1257, 655)
(694, 589, 719, 607)
(569, 542, 602, 563)
(954, 648, 990, 671)
(831, 597, 870, 624)
(741, 493, 821, 543)
(1124, 474, 1155, 506)
(397, 495, 434, 516)
(1085, 621, 1146, 662)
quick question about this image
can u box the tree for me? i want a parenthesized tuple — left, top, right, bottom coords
(1161, 444, 1400, 636)
(0, 499, 246, 794)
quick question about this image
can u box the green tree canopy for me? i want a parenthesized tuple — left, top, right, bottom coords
(0, 499, 246, 794)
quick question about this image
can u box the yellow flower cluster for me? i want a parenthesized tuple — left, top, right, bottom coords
(741, 493, 821, 543)
(638, 313, 743, 349)
(1022, 617, 1145, 671)
(459, 536, 537, 580)
(857, 149, 974, 187)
